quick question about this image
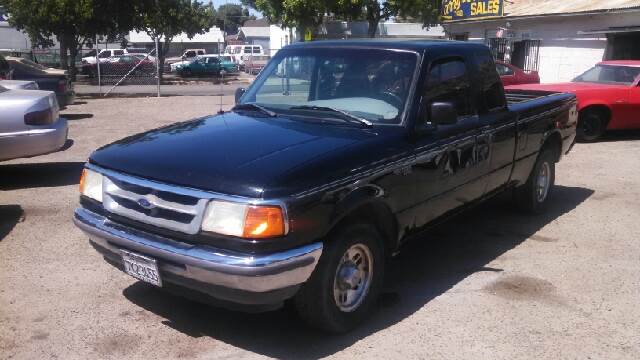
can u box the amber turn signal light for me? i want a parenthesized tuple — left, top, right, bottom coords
(243, 205, 286, 238)
(79, 168, 87, 194)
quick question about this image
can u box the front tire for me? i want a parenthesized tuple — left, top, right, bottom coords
(577, 109, 607, 142)
(514, 149, 556, 214)
(294, 223, 384, 333)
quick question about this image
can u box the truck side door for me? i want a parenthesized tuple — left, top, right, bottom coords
(474, 52, 518, 192)
(409, 57, 487, 227)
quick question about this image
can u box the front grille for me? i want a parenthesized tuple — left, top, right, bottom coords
(102, 175, 208, 234)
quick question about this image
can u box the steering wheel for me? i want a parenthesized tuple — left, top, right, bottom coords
(377, 91, 404, 109)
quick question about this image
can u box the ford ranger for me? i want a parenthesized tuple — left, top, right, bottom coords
(74, 40, 577, 332)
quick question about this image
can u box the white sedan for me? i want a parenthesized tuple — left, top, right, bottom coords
(0, 80, 39, 90)
(0, 85, 68, 161)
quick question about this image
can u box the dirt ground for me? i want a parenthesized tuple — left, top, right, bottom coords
(1, 96, 639, 359)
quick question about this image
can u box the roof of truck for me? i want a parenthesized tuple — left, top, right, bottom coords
(285, 39, 487, 52)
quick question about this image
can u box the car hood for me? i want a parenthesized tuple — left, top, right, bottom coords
(505, 82, 628, 92)
(89, 112, 397, 198)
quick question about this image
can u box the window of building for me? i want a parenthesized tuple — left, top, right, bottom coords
(451, 33, 469, 41)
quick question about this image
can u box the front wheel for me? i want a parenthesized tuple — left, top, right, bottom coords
(514, 149, 556, 214)
(294, 223, 384, 333)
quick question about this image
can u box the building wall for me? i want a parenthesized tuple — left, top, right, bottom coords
(445, 11, 640, 83)
(269, 25, 296, 56)
(0, 23, 31, 50)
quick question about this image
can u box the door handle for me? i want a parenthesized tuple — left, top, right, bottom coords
(615, 99, 627, 104)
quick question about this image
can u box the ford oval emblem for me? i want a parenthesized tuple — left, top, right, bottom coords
(137, 198, 154, 209)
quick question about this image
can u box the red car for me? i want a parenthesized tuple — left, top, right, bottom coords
(507, 61, 640, 141)
(496, 61, 540, 86)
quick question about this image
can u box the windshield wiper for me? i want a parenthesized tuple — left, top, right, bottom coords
(289, 105, 373, 127)
(232, 103, 277, 117)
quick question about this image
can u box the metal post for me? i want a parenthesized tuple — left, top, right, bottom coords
(155, 36, 160, 97)
(218, 70, 225, 114)
(96, 35, 101, 95)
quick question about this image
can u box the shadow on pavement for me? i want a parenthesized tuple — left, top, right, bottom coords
(599, 129, 640, 142)
(0, 205, 23, 242)
(62, 113, 94, 120)
(0, 162, 84, 190)
(123, 185, 593, 359)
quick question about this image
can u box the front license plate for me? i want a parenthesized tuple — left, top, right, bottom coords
(121, 250, 162, 287)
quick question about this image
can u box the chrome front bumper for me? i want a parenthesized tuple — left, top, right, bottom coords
(74, 208, 322, 305)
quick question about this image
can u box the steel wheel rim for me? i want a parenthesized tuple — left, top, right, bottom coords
(582, 115, 600, 137)
(536, 161, 551, 202)
(333, 243, 373, 313)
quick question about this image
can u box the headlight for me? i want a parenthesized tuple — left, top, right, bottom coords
(201, 200, 286, 238)
(79, 168, 103, 202)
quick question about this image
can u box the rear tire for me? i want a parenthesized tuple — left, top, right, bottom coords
(577, 109, 607, 142)
(514, 149, 556, 214)
(294, 222, 384, 333)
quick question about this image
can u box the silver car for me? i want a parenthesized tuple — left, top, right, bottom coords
(0, 85, 68, 161)
(0, 79, 39, 90)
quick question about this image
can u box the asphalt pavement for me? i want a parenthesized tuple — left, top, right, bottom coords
(1, 96, 639, 359)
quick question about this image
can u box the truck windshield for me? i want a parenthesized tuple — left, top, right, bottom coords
(241, 48, 418, 124)
(573, 64, 640, 85)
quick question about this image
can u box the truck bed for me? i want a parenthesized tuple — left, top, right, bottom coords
(505, 89, 565, 104)
(506, 89, 576, 120)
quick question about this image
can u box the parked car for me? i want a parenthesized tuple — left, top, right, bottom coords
(0, 54, 12, 80)
(82, 49, 126, 65)
(224, 45, 263, 68)
(0, 79, 39, 90)
(496, 61, 540, 86)
(81, 48, 154, 65)
(244, 55, 269, 75)
(73, 40, 577, 332)
(0, 85, 68, 161)
(6, 56, 75, 108)
(175, 55, 237, 77)
(165, 49, 206, 67)
(507, 60, 640, 141)
(83, 55, 155, 77)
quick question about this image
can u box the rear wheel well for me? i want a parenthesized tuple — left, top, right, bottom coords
(330, 202, 397, 258)
(542, 131, 562, 162)
(580, 105, 611, 125)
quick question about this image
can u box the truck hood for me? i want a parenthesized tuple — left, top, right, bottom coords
(90, 112, 394, 198)
(506, 82, 628, 92)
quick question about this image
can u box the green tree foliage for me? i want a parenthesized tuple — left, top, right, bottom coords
(242, 0, 329, 30)
(134, 0, 216, 76)
(243, 0, 442, 38)
(215, 3, 254, 35)
(0, 0, 138, 74)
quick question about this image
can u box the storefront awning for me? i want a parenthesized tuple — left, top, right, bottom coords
(578, 26, 640, 35)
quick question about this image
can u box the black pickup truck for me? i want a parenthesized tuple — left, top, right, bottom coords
(74, 40, 577, 332)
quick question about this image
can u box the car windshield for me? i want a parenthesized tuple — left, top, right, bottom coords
(241, 48, 418, 125)
(573, 64, 640, 85)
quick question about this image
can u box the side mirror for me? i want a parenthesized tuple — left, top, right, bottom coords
(430, 102, 457, 126)
(235, 87, 245, 104)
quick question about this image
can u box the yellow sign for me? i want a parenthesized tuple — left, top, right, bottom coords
(304, 29, 312, 41)
(442, 0, 503, 21)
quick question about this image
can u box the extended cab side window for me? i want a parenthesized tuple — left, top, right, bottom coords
(475, 52, 507, 112)
(425, 58, 474, 119)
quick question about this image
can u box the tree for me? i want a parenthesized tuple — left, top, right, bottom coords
(216, 3, 254, 35)
(135, 0, 216, 76)
(242, 0, 329, 37)
(244, 0, 442, 38)
(0, 0, 138, 77)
